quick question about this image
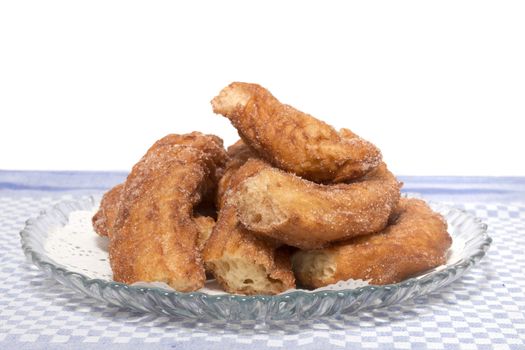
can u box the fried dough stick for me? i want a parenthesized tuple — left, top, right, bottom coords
(212, 82, 382, 182)
(92, 132, 226, 243)
(234, 159, 401, 249)
(292, 198, 452, 287)
(203, 159, 295, 295)
(108, 133, 227, 292)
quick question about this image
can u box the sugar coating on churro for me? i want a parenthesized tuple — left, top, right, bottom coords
(292, 198, 452, 288)
(233, 159, 401, 249)
(212, 82, 382, 183)
(106, 133, 227, 292)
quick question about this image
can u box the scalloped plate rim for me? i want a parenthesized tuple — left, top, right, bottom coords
(19, 196, 492, 303)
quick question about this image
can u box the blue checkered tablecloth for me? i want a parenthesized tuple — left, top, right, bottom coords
(1, 170, 524, 349)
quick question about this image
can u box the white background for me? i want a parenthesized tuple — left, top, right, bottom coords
(1, 1, 524, 176)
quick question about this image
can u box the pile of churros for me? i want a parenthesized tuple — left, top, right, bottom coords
(92, 82, 452, 295)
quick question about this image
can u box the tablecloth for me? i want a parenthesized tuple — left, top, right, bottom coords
(1, 170, 524, 350)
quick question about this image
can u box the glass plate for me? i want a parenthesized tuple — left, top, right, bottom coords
(20, 197, 491, 320)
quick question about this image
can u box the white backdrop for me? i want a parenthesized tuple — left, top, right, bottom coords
(1, 1, 524, 176)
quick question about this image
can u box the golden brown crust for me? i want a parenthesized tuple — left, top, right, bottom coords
(234, 159, 401, 249)
(203, 160, 295, 295)
(94, 184, 217, 251)
(292, 198, 452, 288)
(108, 133, 227, 292)
(227, 139, 255, 160)
(148, 132, 227, 169)
(211, 82, 382, 182)
(147, 132, 228, 203)
(216, 140, 258, 209)
(92, 183, 124, 239)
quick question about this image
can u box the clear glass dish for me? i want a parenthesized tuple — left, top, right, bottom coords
(20, 197, 491, 320)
